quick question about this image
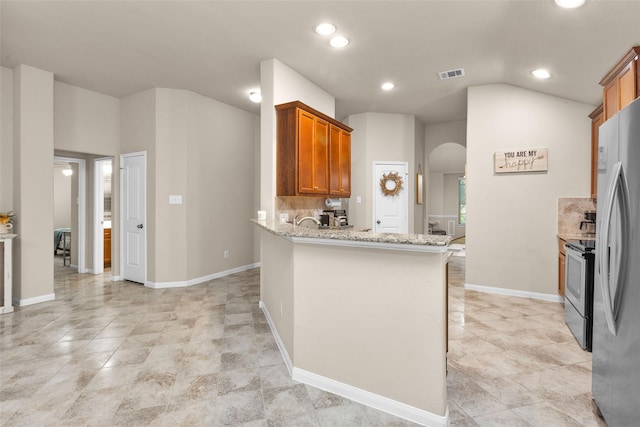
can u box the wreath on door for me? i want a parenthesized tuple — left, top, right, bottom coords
(379, 171, 404, 197)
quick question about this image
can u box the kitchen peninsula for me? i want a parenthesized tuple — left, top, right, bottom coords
(254, 220, 451, 426)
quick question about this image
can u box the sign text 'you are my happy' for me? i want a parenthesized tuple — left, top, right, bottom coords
(494, 148, 548, 174)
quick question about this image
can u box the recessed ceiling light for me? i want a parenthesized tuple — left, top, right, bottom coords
(329, 36, 349, 48)
(554, 0, 585, 8)
(249, 91, 262, 103)
(315, 23, 336, 36)
(531, 69, 551, 79)
(381, 82, 395, 91)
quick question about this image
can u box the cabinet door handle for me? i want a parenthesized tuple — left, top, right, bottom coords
(137, 224, 144, 229)
(376, 220, 381, 224)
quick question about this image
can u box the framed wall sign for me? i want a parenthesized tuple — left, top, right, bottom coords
(494, 148, 548, 174)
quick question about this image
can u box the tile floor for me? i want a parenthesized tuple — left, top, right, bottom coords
(446, 256, 606, 427)
(0, 254, 607, 426)
(1, 256, 416, 426)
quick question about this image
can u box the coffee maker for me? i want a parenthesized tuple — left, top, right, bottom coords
(320, 209, 348, 227)
(579, 210, 596, 235)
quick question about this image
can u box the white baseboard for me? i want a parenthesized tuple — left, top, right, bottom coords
(292, 368, 449, 427)
(13, 293, 56, 307)
(258, 300, 293, 375)
(464, 283, 564, 303)
(145, 262, 260, 289)
(110, 275, 123, 281)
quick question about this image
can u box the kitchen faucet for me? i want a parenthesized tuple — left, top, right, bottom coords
(294, 213, 321, 226)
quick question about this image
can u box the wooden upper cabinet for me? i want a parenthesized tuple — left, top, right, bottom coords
(590, 47, 640, 201)
(589, 104, 603, 200)
(297, 110, 329, 194)
(600, 47, 640, 120)
(329, 125, 351, 197)
(276, 101, 352, 197)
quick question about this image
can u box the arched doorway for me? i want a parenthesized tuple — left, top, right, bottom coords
(427, 143, 466, 239)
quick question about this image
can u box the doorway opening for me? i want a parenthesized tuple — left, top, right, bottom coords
(427, 142, 466, 255)
(93, 158, 113, 275)
(53, 156, 86, 276)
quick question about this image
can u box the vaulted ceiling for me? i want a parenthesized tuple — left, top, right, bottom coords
(2, 1, 639, 124)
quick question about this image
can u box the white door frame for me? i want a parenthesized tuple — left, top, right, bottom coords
(93, 158, 112, 275)
(372, 161, 409, 233)
(53, 156, 87, 273)
(120, 151, 147, 285)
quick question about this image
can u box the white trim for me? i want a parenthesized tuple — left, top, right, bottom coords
(54, 156, 87, 273)
(145, 263, 261, 289)
(292, 368, 449, 427)
(464, 283, 564, 303)
(14, 293, 56, 306)
(259, 300, 293, 375)
(111, 275, 123, 281)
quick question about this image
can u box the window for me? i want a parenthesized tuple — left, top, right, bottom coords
(458, 177, 466, 225)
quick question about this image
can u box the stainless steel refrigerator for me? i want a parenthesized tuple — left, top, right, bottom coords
(593, 96, 640, 426)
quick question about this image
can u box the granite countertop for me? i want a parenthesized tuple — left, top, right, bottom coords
(253, 219, 451, 248)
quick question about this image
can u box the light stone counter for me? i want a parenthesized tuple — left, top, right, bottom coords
(253, 219, 451, 253)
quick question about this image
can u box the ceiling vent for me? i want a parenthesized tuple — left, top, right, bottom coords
(438, 68, 465, 80)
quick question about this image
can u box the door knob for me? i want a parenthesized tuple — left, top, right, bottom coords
(376, 220, 381, 224)
(137, 224, 144, 229)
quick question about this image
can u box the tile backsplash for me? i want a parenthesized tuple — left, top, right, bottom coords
(275, 196, 349, 223)
(558, 197, 596, 236)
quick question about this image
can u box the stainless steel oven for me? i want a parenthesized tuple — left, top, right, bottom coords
(564, 239, 595, 351)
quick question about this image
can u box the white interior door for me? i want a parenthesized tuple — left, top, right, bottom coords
(374, 162, 408, 233)
(121, 152, 146, 284)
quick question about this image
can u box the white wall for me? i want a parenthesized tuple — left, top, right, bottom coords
(345, 112, 418, 232)
(13, 64, 55, 303)
(1, 67, 13, 211)
(259, 59, 335, 219)
(54, 82, 121, 274)
(122, 88, 260, 285)
(2, 65, 123, 302)
(120, 88, 157, 281)
(54, 81, 120, 155)
(185, 90, 260, 280)
(154, 89, 189, 283)
(466, 84, 593, 296)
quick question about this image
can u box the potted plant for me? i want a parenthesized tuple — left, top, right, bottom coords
(0, 211, 14, 234)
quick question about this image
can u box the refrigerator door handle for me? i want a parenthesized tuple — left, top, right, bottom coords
(597, 161, 630, 336)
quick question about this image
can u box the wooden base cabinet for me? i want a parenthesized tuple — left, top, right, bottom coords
(276, 101, 353, 197)
(558, 238, 566, 296)
(104, 228, 111, 268)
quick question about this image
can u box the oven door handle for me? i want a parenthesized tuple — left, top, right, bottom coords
(597, 161, 630, 336)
